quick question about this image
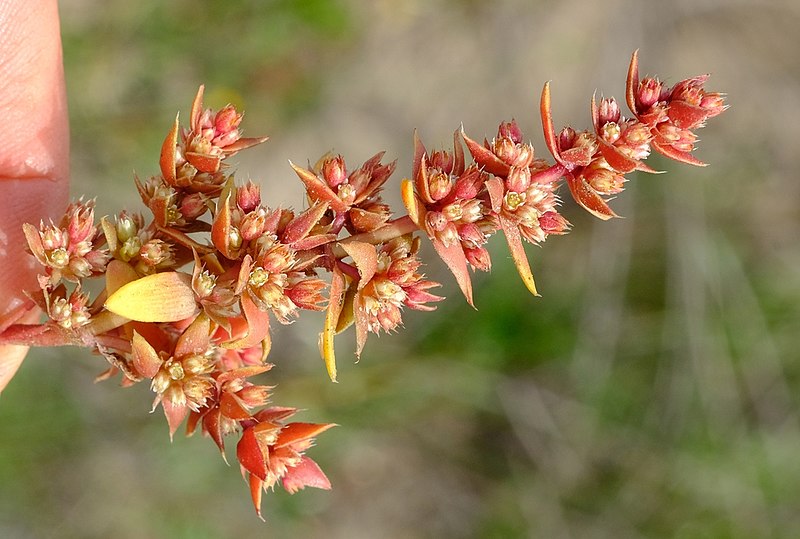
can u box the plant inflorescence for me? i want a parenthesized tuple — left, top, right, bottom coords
(0, 51, 726, 519)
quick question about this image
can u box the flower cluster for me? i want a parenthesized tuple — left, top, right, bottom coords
(0, 52, 725, 520)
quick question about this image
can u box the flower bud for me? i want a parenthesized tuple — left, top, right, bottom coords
(584, 165, 624, 195)
(506, 166, 531, 194)
(236, 181, 261, 213)
(429, 150, 455, 175)
(637, 77, 663, 109)
(377, 303, 402, 332)
(116, 214, 138, 242)
(498, 120, 523, 144)
(139, 239, 173, 267)
(237, 385, 271, 409)
(42, 227, 65, 251)
(558, 126, 576, 151)
(453, 167, 484, 200)
(69, 257, 93, 278)
(428, 172, 452, 201)
(425, 211, 447, 232)
(465, 246, 492, 272)
(598, 97, 621, 125)
(180, 193, 209, 220)
(322, 155, 348, 188)
(457, 223, 486, 248)
(68, 205, 96, 245)
(49, 297, 72, 327)
(538, 211, 570, 235)
(240, 208, 268, 241)
(437, 222, 459, 247)
(286, 278, 326, 310)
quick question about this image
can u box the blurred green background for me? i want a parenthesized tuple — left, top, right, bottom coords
(2, 0, 799, 537)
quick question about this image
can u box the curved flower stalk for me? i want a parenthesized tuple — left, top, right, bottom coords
(0, 52, 726, 519)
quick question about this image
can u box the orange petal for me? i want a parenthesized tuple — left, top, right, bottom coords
(248, 473, 266, 521)
(105, 272, 199, 322)
(412, 129, 427, 189)
(485, 177, 504, 213)
(223, 136, 269, 153)
(598, 140, 638, 174)
(353, 291, 369, 358)
(100, 216, 118, 254)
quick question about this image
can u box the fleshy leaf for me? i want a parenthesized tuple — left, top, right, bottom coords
(162, 399, 189, 441)
(175, 313, 210, 358)
(131, 330, 162, 378)
(224, 294, 271, 351)
(276, 422, 336, 448)
(160, 113, 179, 184)
(282, 201, 329, 246)
(429, 236, 474, 307)
(566, 173, 619, 220)
(289, 161, 348, 213)
(282, 456, 332, 494)
(340, 241, 377, 290)
(105, 272, 199, 322)
(651, 139, 707, 167)
(319, 265, 345, 382)
(211, 188, 234, 259)
(540, 81, 564, 166)
(461, 129, 510, 177)
(401, 178, 426, 228)
(626, 50, 640, 116)
(498, 215, 539, 297)
(238, 426, 268, 481)
(249, 474, 266, 521)
(105, 260, 139, 296)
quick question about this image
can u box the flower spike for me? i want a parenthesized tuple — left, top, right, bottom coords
(0, 52, 726, 521)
